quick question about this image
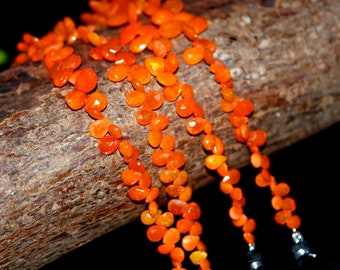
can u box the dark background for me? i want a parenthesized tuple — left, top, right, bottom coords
(1, 1, 339, 269)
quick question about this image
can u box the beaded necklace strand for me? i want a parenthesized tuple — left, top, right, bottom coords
(12, 0, 317, 269)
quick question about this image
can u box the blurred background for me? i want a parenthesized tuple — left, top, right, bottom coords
(1, 1, 339, 269)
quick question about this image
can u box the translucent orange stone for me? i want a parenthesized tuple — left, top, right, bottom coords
(182, 235, 199, 251)
(118, 139, 134, 158)
(243, 232, 255, 244)
(156, 211, 175, 227)
(148, 201, 159, 218)
(220, 98, 239, 113)
(192, 38, 216, 52)
(170, 247, 185, 263)
(128, 185, 150, 201)
(125, 90, 145, 107)
(163, 82, 181, 102)
(222, 169, 241, 185)
(156, 71, 178, 86)
(233, 99, 254, 116)
(127, 64, 151, 84)
(183, 202, 201, 221)
(165, 52, 179, 73)
(166, 151, 186, 170)
(211, 135, 225, 155)
(173, 170, 189, 186)
(179, 186, 192, 202)
(85, 92, 108, 114)
(189, 250, 207, 265)
(137, 23, 160, 39)
(186, 117, 204, 135)
(182, 22, 198, 41)
(281, 197, 296, 211)
(74, 67, 98, 93)
(163, 227, 181, 244)
(189, 221, 203, 236)
(168, 199, 188, 215)
(159, 20, 183, 39)
(143, 90, 164, 110)
(219, 181, 233, 195)
(144, 56, 166, 76)
(129, 34, 153, 53)
(159, 168, 178, 184)
(229, 205, 243, 220)
(152, 149, 173, 166)
(232, 213, 247, 227)
(166, 184, 185, 197)
(274, 210, 292, 225)
(250, 152, 262, 168)
(216, 162, 229, 178)
(242, 218, 256, 233)
(175, 98, 196, 117)
(202, 133, 216, 151)
(146, 187, 160, 203)
(182, 47, 204, 65)
(148, 115, 169, 131)
(205, 154, 227, 170)
(108, 124, 122, 139)
(139, 170, 152, 189)
(271, 195, 283, 210)
(141, 209, 162, 225)
(119, 22, 141, 45)
(160, 134, 176, 151)
(146, 224, 167, 242)
(230, 187, 243, 201)
(234, 124, 251, 143)
(272, 182, 290, 196)
(158, 243, 175, 255)
(148, 130, 163, 148)
(114, 50, 136, 65)
(53, 68, 73, 87)
(255, 173, 270, 187)
(107, 63, 129, 82)
(65, 90, 88, 110)
(98, 135, 120, 155)
(121, 169, 142, 186)
(176, 218, 194, 233)
(88, 118, 110, 139)
(135, 108, 157, 125)
(247, 129, 267, 147)
(150, 8, 174, 25)
(286, 214, 301, 229)
(189, 15, 208, 34)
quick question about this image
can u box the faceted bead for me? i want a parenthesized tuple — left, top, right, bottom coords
(146, 224, 167, 242)
(141, 209, 162, 225)
(163, 227, 181, 244)
(176, 218, 194, 233)
(128, 185, 149, 202)
(74, 67, 97, 93)
(121, 169, 142, 186)
(189, 250, 207, 265)
(156, 211, 175, 227)
(205, 154, 227, 170)
(98, 135, 120, 155)
(88, 118, 110, 139)
(170, 247, 185, 263)
(158, 243, 175, 255)
(168, 199, 188, 215)
(182, 235, 199, 251)
(183, 202, 201, 221)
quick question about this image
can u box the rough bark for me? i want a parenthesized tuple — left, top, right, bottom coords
(0, 0, 339, 269)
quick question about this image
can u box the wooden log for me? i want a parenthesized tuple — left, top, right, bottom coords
(0, 0, 339, 269)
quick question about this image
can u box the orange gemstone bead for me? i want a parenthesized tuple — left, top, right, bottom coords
(74, 67, 98, 93)
(88, 118, 110, 139)
(98, 135, 120, 155)
(107, 63, 129, 82)
(146, 224, 168, 242)
(205, 154, 227, 170)
(65, 90, 88, 110)
(182, 47, 204, 65)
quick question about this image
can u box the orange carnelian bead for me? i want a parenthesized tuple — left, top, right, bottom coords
(128, 158, 146, 173)
(189, 250, 207, 265)
(182, 235, 199, 251)
(121, 169, 142, 186)
(152, 149, 173, 166)
(98, 135, 120, 155)
(230, 187, 243, 201)
(148, 130, 163, 148)
(108, 124, 122, 139)
(162, 0, 184, 13)
(189, 221, 203, 236)
(175, 98, 196, 117)
(192, 38, 216, 52)
(146, 224, 168, 242)
(216, 162, 229, 177)
(129, 34, 153, 53)
(135, 108, 157, 125)
(143, 90, 164, 110)
(242, 218, 256, 233)
(274, 210, 291, 225)
(223, 168, 241, 185)
(287, 215, 301, 229)
(137, 23, 160, 39)
(255, 173, 270, 187)
(163, 82, 181, 102)
(205, 154, 227, 170)
(166, 151, 186, 170)
(202, 133, 216, 151)
(170, 247, 185, 264)
(159, 168, 178, 184)
(189, 15, 208, 34)
(165, 52, 179, 73)
(145, 56, 166, 76)
(148, 115, 169, 131)
(282, 197, 296, 211)
(114, 50, 136, 65)
(85, 91, 108, 113)
(146, 187, 160, 203)
(271, 195, 283, 210)
(139, 170, 152, 189)
(221, 87, 235, 102)
(65, 90, 88, 110)
(127, 64, 151, 84)
(229, 113, 248, 128)
(141, 209, 162, 225)
(214, 65, 232, 83)
(119, 22, 141, 45)
(250, 152, 262, 168)
(69, 69, 81, 85)
(159, 20, 183, 39)
(176, 218, 194, 233)
(173, 170, 189, 186)
(272, 182, 290, 196)
(182, 47, 204, 65)
(229, 205, 243, 220)
(243, 232, 255, 244)
(183, 202, 201, 221)
(128, 185, 150, 201)
(158, 243, 175, 255)
(234, 123, 251, 143)
(150, 8, 174, 25)
(233, 99, 254, 116)
(163, 227, 181, 244)
(211, 135, 225, 155)
(156, 71, 178, 86)
(182, 22, 198, 41)
(168, 199, 188, 215)
(247, 129, 267, 147)
(232, 214, 248, 227)
(74, 67, 98, 93)
(156, 211, 175, 227)
(118, 139, 134, 158)
(53, 68, 73, 87)
(166, 184, 185, 197)
(179, 186, 192, 202)
(219, 181, 233, 195)
(148, 202, 159, 218)
(88, 118, 110, 139)
(107, 64, 129, 82)
(186, 117, 204, 135)
(125, 90, 145, 107)
(220, 98, 239, 113)
(160, 134, 176, 151)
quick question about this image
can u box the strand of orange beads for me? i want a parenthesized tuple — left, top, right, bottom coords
(12, 1, 212, 269)
(11, 0, 317, 268)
